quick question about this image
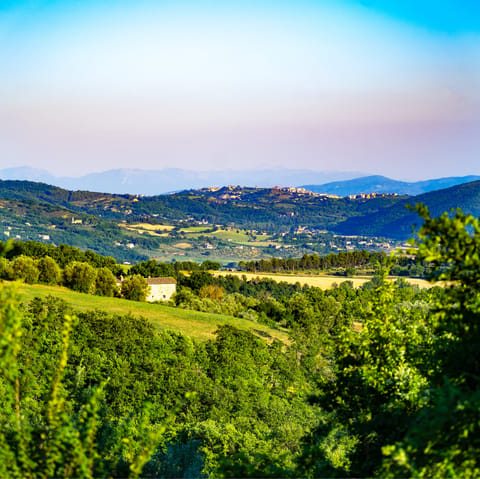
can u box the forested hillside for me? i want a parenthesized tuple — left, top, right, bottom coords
(0, 179, 404, 227)
(2, 179, 480, 262)
(1, 206, 480, 477)
(302, 174, 480, 196)
(0, 180, 405, 262)
(334, 180, 480, 238)
(0, 197, 151, 262)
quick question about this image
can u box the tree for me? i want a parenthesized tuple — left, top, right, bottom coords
(0, 284, 165, 478)
(11, 255, 40, 284)
(199, 284, 225, 301)
(380, 205, 480, 477)
(37, 256, 62, 285)
(201, 260, 222, 271)
(0, 257, 13, 280)
(185, 272, 215, 293)
(94, 267, 118, 297)
(296, 255, 435, 477)
(121, 275, 150, 301)
(63, 261, 96, 293)
(0, 239, 13, 258)
(129, 259, 175, 278)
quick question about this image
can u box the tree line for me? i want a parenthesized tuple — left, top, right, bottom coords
(0, 241, 155, 301)
(239, 250, 426, 277)
(239, 250, 385, 272)
(0, 253, 154, 301)
(127, 258, 222, 278)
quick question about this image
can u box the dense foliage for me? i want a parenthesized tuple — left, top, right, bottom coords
(127, 259, 221, 278)
(1, 205, 480, 477)
(5, 240, 122, 271)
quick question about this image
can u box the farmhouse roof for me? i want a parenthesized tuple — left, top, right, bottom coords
(146, 277, 177, 285)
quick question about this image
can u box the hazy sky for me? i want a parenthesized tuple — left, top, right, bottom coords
(1, 0, 479, 180)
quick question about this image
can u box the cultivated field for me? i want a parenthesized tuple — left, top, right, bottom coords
(119, 223, 174, 236)
(213, 271, 437, 289)
(14, 282, 289, 343)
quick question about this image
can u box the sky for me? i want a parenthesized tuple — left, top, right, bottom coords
(1, 0, 479, 180)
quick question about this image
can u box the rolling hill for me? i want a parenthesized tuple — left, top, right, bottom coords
(0, 195, 151, 262)
(16, 283, 289, 343)
(333, 180, 480, 239)
(302, 175, 480, 196)
(0, 180, 405, 229)
(1, 178, 479, 260)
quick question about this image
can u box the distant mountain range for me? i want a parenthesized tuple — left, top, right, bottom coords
(302, 175, 480, 196)
(2, 167, 479, 198)
(0, 166, 362, 195)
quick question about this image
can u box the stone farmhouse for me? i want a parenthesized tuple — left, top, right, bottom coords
(145, 277, 177, 302)
(117, 277, 177, 302)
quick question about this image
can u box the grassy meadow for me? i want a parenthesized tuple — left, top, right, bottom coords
(13, 282, 289, 343)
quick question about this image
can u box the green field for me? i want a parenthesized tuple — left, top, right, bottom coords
(179, 226, 215, 234)
(178, 226, 275, 244)
(13, 282, 289, 343)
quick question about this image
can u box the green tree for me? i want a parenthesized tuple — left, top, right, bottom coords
(201, 260, 222, 271)
(0, 239, 13, 258)
(37, 256, 62, 285)
(121, 275, 150, 301)
(297, 259, 434, 477)
(94, 267, 118, 297)
(184, 271, 215, 293)
(0, 257, 13, 280)
(0, 284, 165, 478)
(128, 259, 175, 278)
(380, 206, 480, 478)
(63, 261, 97, 293)
(11, 255, 40, 284)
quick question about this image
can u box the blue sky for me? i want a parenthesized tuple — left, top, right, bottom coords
(1, 0, 479, 180)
